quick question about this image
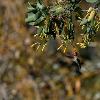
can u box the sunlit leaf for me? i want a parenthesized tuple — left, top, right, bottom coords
(80, 18, 88, 25)
(86, 0, 98, 3)
(25, 11, 42, 22)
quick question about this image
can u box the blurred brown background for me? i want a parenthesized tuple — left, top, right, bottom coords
(0, 0, 100, 100)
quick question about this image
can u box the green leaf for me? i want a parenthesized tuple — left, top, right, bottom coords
(25, 11, 42, 22)
(37, 27, 43, 34)
(86, 0, 98, 3)
(80, 18, 88, 25)
(87, 27, 91, 33)
(28, 16, 45, 26)
(37, 3, 44, 9)
(27, 2, 36, 12)
(50, 5, 64, 14)
(27, 7, 37, 13)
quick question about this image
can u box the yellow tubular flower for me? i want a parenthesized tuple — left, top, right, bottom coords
(87, 7, 93, 13)
(88, 10, 96, 22)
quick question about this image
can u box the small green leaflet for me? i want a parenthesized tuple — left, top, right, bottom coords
(86, 0, 98, 3)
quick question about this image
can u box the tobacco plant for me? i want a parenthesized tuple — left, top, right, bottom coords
(25, 0, 100, 74)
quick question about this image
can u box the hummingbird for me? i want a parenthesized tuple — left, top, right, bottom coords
(72, 49, 82, 75)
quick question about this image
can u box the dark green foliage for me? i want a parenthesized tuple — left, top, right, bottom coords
(25, 0, 99, 49)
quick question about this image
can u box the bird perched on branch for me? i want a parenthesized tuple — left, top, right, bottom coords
(72, 49, 82, 75)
